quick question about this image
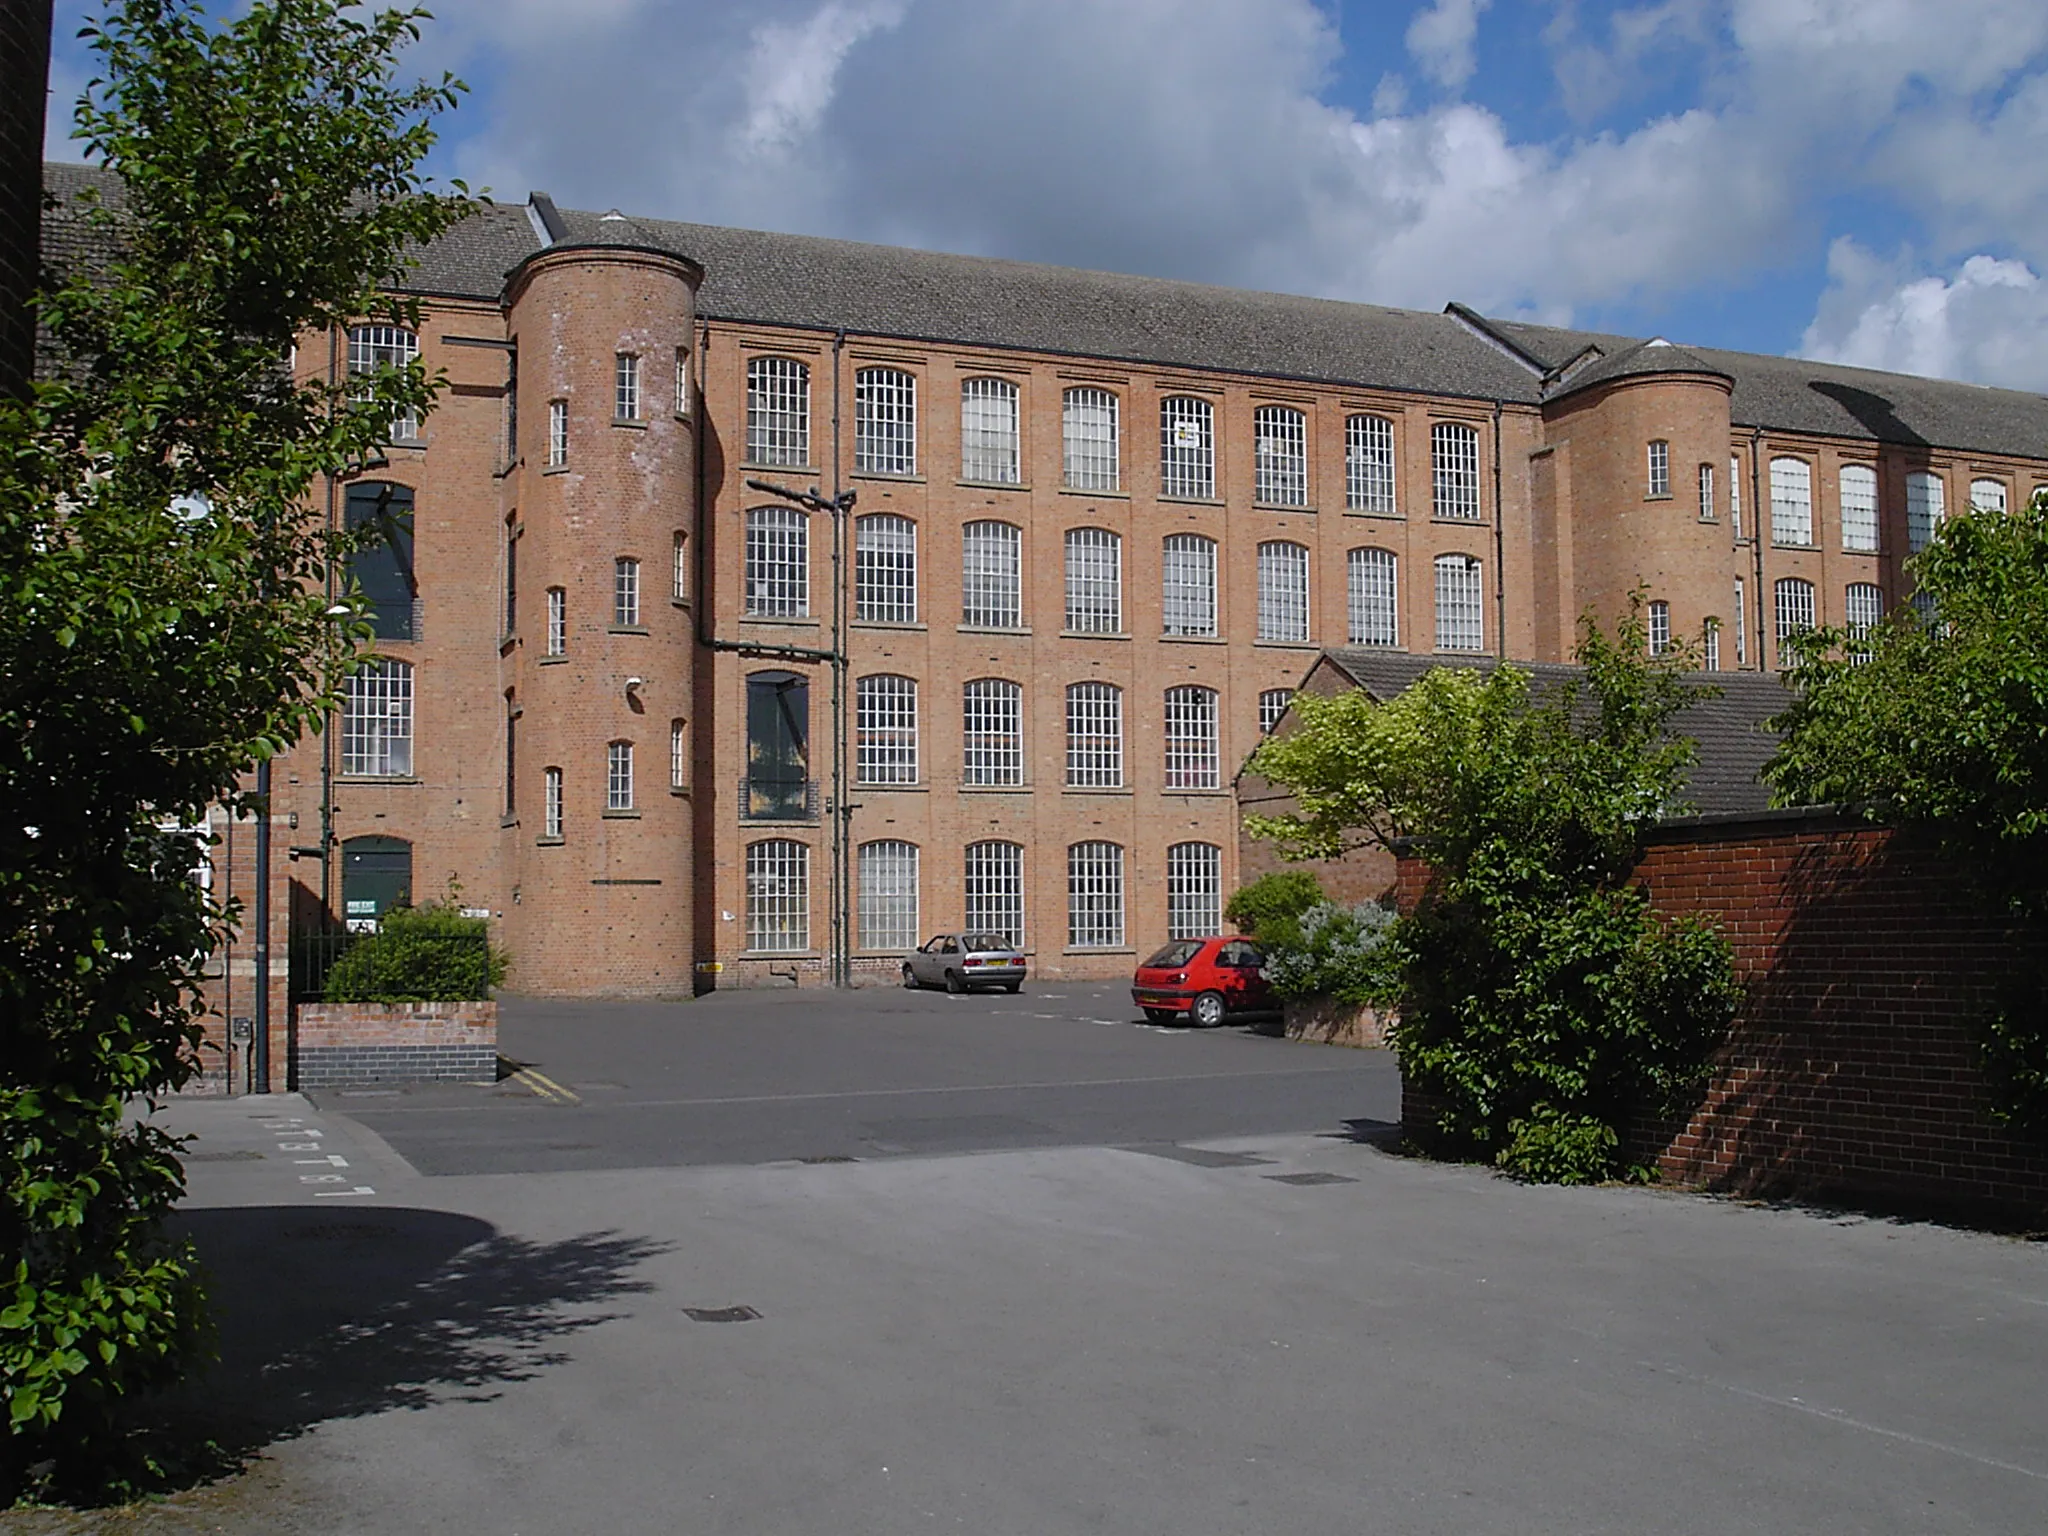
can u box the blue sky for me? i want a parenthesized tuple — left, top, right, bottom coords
(44, 0, 2048, 390)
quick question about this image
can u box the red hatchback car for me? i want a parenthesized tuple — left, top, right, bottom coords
(1131, 936, 1276, 1026)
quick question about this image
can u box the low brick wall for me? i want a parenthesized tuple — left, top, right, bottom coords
(294, 1001, 498, 1088)
(1279, 997, 1391, 1048)
(1397, 812, 2048, 1218)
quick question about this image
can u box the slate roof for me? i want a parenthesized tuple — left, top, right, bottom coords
(1544, 337, 1733, 401)
(41, 160, 2048, 459)
(1311, 648, 1789, 817)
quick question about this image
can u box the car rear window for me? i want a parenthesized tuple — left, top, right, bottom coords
(1142, 941, 1205, 968)
(962, 933, 1013, 953)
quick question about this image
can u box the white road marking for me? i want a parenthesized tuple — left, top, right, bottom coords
(313, 1185, 377, 1198)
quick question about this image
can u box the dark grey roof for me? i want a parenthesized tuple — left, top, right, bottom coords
(1479, 314, 2048, 462)
(1314, 648, 1788, 816)
(1547, 337, 1732, 400)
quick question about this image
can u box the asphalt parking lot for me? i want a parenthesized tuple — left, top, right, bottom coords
(311, 979, 1400, 1176)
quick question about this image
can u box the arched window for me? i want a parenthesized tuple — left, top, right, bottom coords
(1347, 547, 1398, 648)
(1971, 477, 2008, 513)
(1647, 439, 1670, 498)
(1160, 396, 1215, 499)
(1770, 457, 1813, 546)
(1063, 387, 1120, 491)
(1064, 527, 1122, 633)
(746, 356, 810, 466)
(962, 520, 1022, 628)
(855, 674, 919, 786)
(1647, 599, 1671, 655)
(746, 840, 810, 953)
(1434, 554, 1484, 652)
(1068, 842, 1126, 948)
(1702, 618, 1721, 674)
(1259, 688, 1294, 734)
(1431, 422, 1481, 520)
(855, 514, 917, 624)
(961, 377, 1021, 484)
(1161, 533, 1217, 636)
(1256, 541, 1309, 643)
(1167, 843, 1223, 939)
(744, 670, 811, 820)
(745, 505, 808, 616)
(1065, 682, 1123, 787)
(858, 840, 920, 951)
(347, 324, 419, 440)
(1839, 464, 1878, 552)
(1906, 471, 1945, 553)
(1254, 405, 1308, 505)
(1774, 577, 1816, 665)
(342, 481, 416, 641)
(1163, 685, 1219, 790)
(963, 678, 1024, 786)
(1346, 414, 1396, 514)
(965, 841, 1024, 946)
(855, 366, 917, 475)
(606, 740, 634, 811)
(341, 659, 413, 777)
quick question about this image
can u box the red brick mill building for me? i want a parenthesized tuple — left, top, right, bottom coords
(41, 163, 2048, 1025)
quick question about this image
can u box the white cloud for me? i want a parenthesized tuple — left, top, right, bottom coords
(732, 2, 907, 160)
(1801, 239, 2048, 391)
(1405, 0, 1493, 92)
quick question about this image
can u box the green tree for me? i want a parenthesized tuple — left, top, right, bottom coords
(1768, 493, 2048, 1129)
(1, 0, 466, 1491)
(1246, 602, 1741, 1182)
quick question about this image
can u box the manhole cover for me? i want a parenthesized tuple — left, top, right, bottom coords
(1128, 1146, 1277, 1168)
(684, 1305, 761, 1324)
(1264, 1171, 1358, 1186)
(186, 1149, 264, 1163)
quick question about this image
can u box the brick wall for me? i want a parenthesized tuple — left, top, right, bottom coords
(294, 1000, 497, 1087)
(1397, 812, 2048, 1217)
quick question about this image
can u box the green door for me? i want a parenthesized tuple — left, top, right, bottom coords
(341, 835, 412, 930)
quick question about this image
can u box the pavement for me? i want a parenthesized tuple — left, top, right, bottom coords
(7, 984, 2047, 1534)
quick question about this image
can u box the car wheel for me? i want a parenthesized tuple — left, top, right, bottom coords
(945, 969, 965, 994)
(1142, 1007, 1177, 1024)
(1191, 991, 1226, 1028)
(901, 964, 918, 990)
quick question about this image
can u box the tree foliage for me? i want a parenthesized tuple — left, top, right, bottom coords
(1246, 600, 1741, 1183)
(1, 0, 466, 1492)
(1769, 493, 2048, 1130)
(1221, 870, 1325, 950)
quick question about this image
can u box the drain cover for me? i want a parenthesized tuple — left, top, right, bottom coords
(684, 1305, 761, 1323)
(1264, 1171, 1358, 1186)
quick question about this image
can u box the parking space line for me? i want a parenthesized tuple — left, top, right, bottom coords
(511, 1067, 582, 1104)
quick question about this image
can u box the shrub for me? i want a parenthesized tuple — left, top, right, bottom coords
(323, 904, 507, 1003)
(1223, 871, 1325, 950)
(1262, 900, 1400, 1007)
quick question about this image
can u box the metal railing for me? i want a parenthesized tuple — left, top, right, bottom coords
(739, 776, 819, 822)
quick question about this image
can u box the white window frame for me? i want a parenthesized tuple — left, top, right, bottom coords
(341, 659, 413, 777)
(962, 520, 1023, 629)
(1348, 547, 1399, 648)
(1770, 457, 1814, 546)
(1735, 577, 1748, 665)
(1839, 464, 1878, 553)
(1431, 422, 1481, 521)
(606, 740, 634, 811)
(858, 840, 920, 952)
(1161, 533, 1217, 637)
(672, 532, 688, 602)
(1065, 681, 1123, 788)
(1160, 396, 1215, 500)
(1730, 454, 1743, 539)
(1067, 841, 1125, 949)
(546, 586, 566, 656)
(1254, 405, 1308, 506)
(613, 557, 640, 628)
(961, 377, 1021, 485)
(1166, 842, 1223, 940)
(1647, 439, 1670, 498)
(348, 324, 420, 441)
(1259, 688, 1294, 734)
(1062, 387, 1120, 492)
(1703, 618, 1721, 673)
(855, 674, 919, 786)
(1698, 461, 1715, 521)
(1971, 477, 2008, 513)
(855, 366, 917, 476)
(1774, 577, 1816, 664)
(965, 841, 1024, 947)
(746, 839, 810, 953)
(1434, 554, 1484, 652)
(962, 678, 1024, 787)
(543, 765, 563, 839)
(674, 347, 691, 417)
(1256, 541, 1310, 643)
(1907, 471, 1945, 554)
(1648, 599, 1671, 656)
(1346, 414, 1397, 514)
(745, 505, 809, 617)
(1064, 527, 1122, 634)
(670, 719, 687, 790)
(614, 352, 641, 421)
(746, 356, 810, 466)
(1163, 685, 1220, 790)
(1845, 582, 1883, 641)
(855, 513, 918, 624)
(546, 399, 567, 467)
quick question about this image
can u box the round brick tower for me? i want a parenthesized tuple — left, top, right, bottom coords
(502, 219, 702, 996)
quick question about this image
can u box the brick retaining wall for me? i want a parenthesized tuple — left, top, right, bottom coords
(294, 1001, 498, 1088)
(1398, 812, 2048, 1218)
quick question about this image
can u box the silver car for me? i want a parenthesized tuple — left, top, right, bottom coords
(902, 932, 1027, 994)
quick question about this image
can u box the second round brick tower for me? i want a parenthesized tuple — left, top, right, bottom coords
(501, 219, 702, 995)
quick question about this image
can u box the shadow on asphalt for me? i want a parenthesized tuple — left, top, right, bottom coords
(102, 1206, 670, 1502)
